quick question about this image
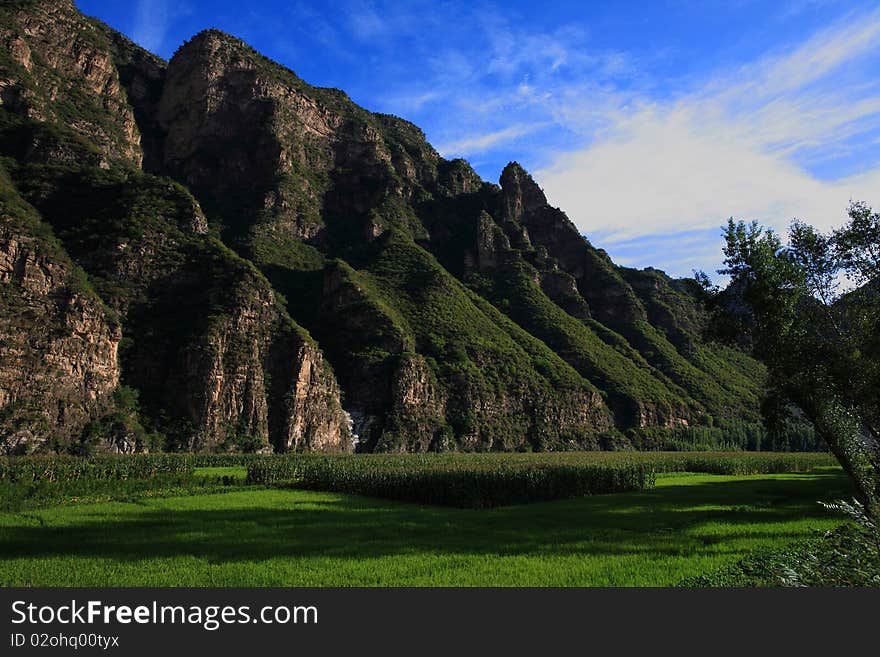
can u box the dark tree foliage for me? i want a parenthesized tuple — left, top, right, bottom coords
(706, 203, 880, 514)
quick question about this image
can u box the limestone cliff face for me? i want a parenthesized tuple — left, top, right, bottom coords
(0, 0, 143, 167)
(539, 269, 592, 320)
(142, 30, 627, 451)
(157, 30, 440, 244)
(620, 267, 704, 353)
(100, 25, 167, 172)
(158, 29, 323, 237)
(311, 248, 616, 452)
(8, 164, 350, 453)
(473, 211, 513, 272)
(379, 347, 612, 452)
(446, 381, 614, 452)
(179, 267, 348, 452)
(145, 30, 748, 444)
(276, 340, 348, 452)
(154, 29, 479, 253)
(0, 3, 352, 454)
(0, 200, 119, 453)
(313, 261, 410, 449)
(380, 353, 448, 452)
(494, 163, 759, 427)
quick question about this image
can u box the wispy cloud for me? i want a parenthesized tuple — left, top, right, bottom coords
(131, 0, 172, 53)
(105, 0, 880, 278)
(322, 1, 635, 170)
(534, 9, 880, 275)
(269, 2, 880, 277)
(779, 0, 841, 19)
(344, 0, 388, 41)
(436, 123, 551, 157)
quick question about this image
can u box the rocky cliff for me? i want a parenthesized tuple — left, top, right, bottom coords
(0, 0, 765, 453)
(0, 0, 142, 166)
(0, 165, 119, 453)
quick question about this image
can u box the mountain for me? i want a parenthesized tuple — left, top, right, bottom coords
(0, 0, 765, 454)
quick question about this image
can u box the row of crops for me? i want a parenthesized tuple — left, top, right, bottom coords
(244, 452, 837, 508)
(246, 456, 655, 508)
(0, 454, 261, 510)
(0, 452, 838, 510)
(0, 453, 262, 483)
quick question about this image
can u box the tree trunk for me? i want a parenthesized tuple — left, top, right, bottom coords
(802, 393, 880, 517)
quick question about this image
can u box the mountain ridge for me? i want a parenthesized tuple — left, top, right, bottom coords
(0, 0, 767, 454)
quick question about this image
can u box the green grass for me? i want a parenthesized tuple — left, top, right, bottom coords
(0, 470, 853, 586)
(681, 518, 880, 587)
(193, 466, 247, 483)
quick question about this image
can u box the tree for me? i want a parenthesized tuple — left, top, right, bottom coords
(708, 203, 880, 515)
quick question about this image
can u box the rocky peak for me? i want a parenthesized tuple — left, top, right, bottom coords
(183, 28, 254, 53)
(500, 161, 549, 223)
(167, 29, 263, 81)
(437, 158, 483, 197)
(496, 161, 650, 328)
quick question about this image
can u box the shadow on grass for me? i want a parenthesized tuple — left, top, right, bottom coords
(0, 473, 854, 563)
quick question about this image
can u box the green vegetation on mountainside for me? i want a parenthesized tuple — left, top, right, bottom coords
(467, 260, 698, 424)
(347, 231, 614, 450)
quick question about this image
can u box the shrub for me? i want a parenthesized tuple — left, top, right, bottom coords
(682, 499, 880, 587)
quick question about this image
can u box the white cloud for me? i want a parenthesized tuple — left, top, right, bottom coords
(345, 1, 388, 41)
(436, 123, 551, 157)
(131, 0, 172, 54)
(348, 2, 634, 166)
(535, 9, 880, 254)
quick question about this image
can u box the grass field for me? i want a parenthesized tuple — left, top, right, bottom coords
(0, 468, 853, 586)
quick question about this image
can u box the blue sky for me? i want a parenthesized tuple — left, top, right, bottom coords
(78, 0, 880, 278)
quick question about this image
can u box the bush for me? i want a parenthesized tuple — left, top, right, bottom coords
(779, 500, 880, 587)
(682, 499, 880, 587)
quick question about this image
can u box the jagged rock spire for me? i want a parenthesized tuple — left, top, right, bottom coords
(500, 161, 548, 223)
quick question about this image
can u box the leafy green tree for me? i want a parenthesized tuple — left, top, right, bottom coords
(708, 203, 880, 515)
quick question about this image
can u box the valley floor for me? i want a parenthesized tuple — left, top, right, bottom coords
(0, 470, 852, 586)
